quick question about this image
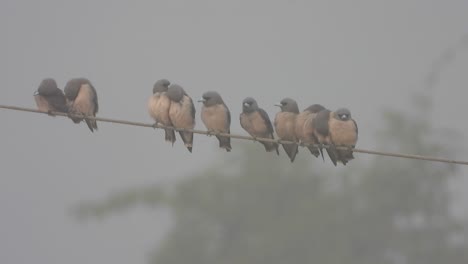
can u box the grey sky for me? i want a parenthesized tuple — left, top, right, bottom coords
(1, 1, 467, 263)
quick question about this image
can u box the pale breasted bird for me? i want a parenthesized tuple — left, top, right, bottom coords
(240, 97, 279, 154)
(199, 91, 232, 152)
(274, 98, 300, 162)
(64, 78, 99, 132)
(167, 84, 196, 153)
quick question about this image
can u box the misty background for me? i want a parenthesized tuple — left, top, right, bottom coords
(1, 1, 468, 263)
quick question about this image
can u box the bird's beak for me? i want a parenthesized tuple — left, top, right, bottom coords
(33, 91, 39, 96)
(274, 103, 282, 107)
(198, 98, 206, 103)
(243, 102, 250, 107)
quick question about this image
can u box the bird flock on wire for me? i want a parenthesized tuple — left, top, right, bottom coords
(33, 78, 358, 166)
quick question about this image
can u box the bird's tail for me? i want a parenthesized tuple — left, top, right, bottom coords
(85, 118, 98, 132)
(165, 129, 176, 145)
(337, 147, 354, 165)
(282, 144, 298, 163)
(325, 146, 338, 166)
(319, 148, 325, 161)
(262, 142, 279, 155)
(307, 146, 321, 158)
(179, 131, 193, 153)
(216, 135, 231, 152)
(71, 117, 82, 124)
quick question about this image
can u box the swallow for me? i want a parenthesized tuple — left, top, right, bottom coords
(313, 108, 358, 165)
(199, 91, 232, 152)
(148, 79, 176, 144)
(274, 98, 300, 162)
(167, 84, 196, 152)
(64, 78, 99, 132)
(295, 104, 326, 159)
(33, 78, 68, 115)
(240, 97, 279, 154)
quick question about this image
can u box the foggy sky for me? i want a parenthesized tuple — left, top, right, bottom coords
(1, 1, 467, 263)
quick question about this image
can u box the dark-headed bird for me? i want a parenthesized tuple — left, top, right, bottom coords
(33, 78, 68, 115)
(167, 84, 196, 152)
(240, 97, 279, 154)
(295, 104, 326, 159)
(274, 98, 300, 162)
(148, 79, 175, 144)
(64, 78, 99, 132)
(199, 91, 232, 152)
(313, 108, 358, 166)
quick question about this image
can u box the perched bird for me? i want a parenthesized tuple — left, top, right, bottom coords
(33, 78, 68, 115)
(148, 79, 176, 144)
(167, 84, 196, 152)
(64, 78, 99, 132)
(240, 97, 279, 154)
(313, 108, 358, 166)
(199, 91, 232, 152)
(274, 98, 300, 162)
(295, 104, 326, 159)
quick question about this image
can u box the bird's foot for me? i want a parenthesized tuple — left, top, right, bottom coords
(47, 110, 56, 117)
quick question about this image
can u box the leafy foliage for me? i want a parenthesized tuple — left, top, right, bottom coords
(74, 97, 467, 264)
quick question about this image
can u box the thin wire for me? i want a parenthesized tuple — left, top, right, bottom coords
(1, 104, 467, 166)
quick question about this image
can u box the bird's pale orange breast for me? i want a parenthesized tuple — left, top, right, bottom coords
(241, 111, 269, 136)
(274, 112, 297, 140)
(169, 95, 195, 129)
(302, 113, 319, 144)
(34, 95, 51, 112)
(148, 93, 171, 125)
(295, 111, 311, 141)
(201, 104, 229, 132)
(72, 85, 96, 115)
(329, 119, 357, 146)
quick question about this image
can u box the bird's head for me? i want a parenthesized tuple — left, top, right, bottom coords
(275, 98, 299, 113)
(304, 104, 326, 113)
(242, 97, 258, 113)
(198, 91, 223, 107)
(167, 84, 185, 102)
(335, 108, 352, 121)
(153, 79, 170, 94)
(36, 78, 59, 96)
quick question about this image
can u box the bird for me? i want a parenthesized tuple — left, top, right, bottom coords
(274, 98, 300, 162)
(167, 84, 196, 152)
(240, 97, 279, 154)
(64, 78, 99, 132)
(148, 79, 176, 144)
(295, 104, 326, 159)
(33, 78, 68, 115)
(313, 108, 358, 165)
(199, 91, 232, 152)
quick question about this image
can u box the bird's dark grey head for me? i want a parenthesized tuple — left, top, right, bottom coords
(36, 78, 59, 95)
(167, 84, 185, 102)
(275, 98, 299, 113)
(199, 91, 224, 107)
(335, 108, 352, 121)
(153, 79, 170, 94)
(242, 97, 258, 113)
(304, 104, 326, 113)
